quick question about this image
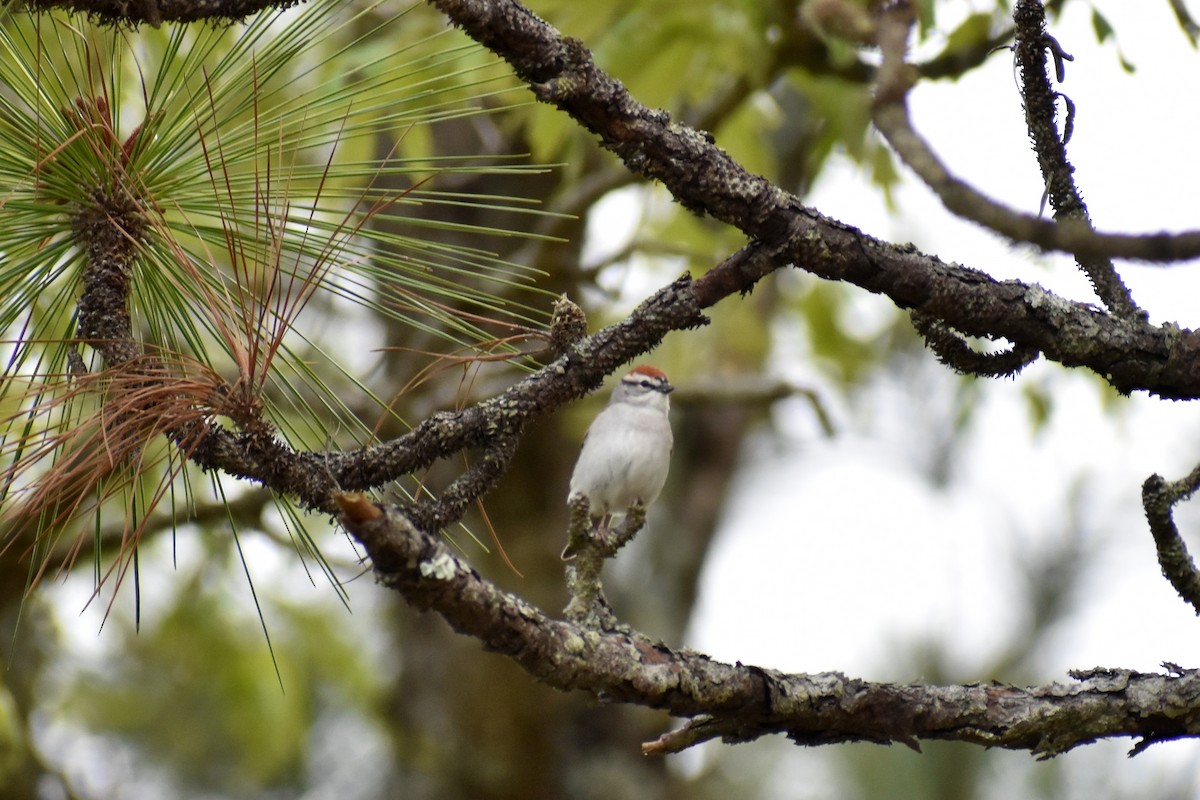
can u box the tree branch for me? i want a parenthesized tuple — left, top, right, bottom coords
(70, 258, 714, 519)
(1142, 464, 1200, 615)
(179, 244, 786, 513)
(22, 0, 299, 25)
(870, 2, 1172, 287)
(1012, 0, 1142, 318)
(339, 496, 1200, 756)
(429, 0, 1200, 267)
(421, 0, 1200, 402)
(910, 310, 1040, 379)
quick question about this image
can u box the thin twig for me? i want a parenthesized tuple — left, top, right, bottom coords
(405, 435, 519, 532)
(1012, 0, 1143, 319)
(910, 311, 1040, 378)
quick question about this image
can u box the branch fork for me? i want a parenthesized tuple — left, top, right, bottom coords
(562, 494, 649, 625)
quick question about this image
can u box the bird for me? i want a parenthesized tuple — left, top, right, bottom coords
(567, 364, 674, 539)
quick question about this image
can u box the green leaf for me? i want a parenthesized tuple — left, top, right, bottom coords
(941, 12, 995, 58)
(1091, 8, 1114, 43)
(1167, 0, 1200, 47)
(915, 0, 937, 37)
(1022, 383, 1052, 434)
(1088, 8, 1135, 72)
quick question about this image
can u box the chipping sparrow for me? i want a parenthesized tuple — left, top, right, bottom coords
(568, 365, 674, 532)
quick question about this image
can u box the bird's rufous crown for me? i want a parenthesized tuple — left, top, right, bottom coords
(625, 364, 668, 381)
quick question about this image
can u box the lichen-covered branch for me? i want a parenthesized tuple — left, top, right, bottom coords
(1012, 0, 1142, 318)
(156, 249, 774, 517)
(429, 0, 1200, 268)
(561, 494, 647, 623)
(910, 311, 1040, 378)
(1142, 465, 1200, 615)
(340, 496, 1200, 757)
(424, 0, 1200, 401)
(73, 252, 710, 520)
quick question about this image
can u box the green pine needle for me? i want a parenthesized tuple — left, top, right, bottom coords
(1, 0, 558, 611)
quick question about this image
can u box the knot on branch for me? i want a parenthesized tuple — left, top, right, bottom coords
(549, 293, 588, 356)
(336, 494, 470, 589)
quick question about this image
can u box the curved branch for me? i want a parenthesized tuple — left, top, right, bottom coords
(340, 497, 1200, 757)
(1142, 465, 1200, 615)
(405, 434, 519, 532)
(911, 311, 1040, 378)
(182, 243, 789, 512)
(169, 276, 696, 509)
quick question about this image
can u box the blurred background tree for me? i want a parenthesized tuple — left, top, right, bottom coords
(3, 0, 1200, 798)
